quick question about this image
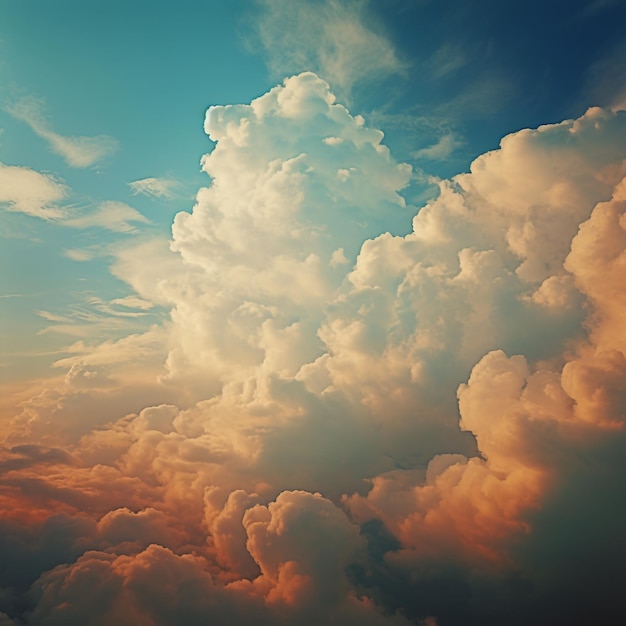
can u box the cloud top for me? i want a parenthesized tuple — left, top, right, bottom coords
(0, 162, 67, 219)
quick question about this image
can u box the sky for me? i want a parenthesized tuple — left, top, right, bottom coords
(1, 0, 626, 624)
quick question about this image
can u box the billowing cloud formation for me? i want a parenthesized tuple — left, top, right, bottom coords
(6, 97, 117, 167)
(2, 75, 626, 625)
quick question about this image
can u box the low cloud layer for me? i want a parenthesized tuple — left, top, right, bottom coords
(2, 74, 626, 625)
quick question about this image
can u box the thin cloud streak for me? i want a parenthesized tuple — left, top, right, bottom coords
(253, 0, 407, 97)
(129, 177, 179, 199)
(6, 96, 117, 168)
(2, 76, 626, 625)
(65, 201, 150, 233)
(0, 162, 67, 220)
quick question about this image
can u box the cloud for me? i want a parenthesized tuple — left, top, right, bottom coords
(253, 0, 407, 95)
(0, 445, 74, 472)
(114, 72, 413, 391)
(2, 77, 626, 624)
(0, 164, 146, 232)
(65, 201, 149, 233)
(33, 290, 160, 343)
(110, 296, 154, 311)
(0, 162, 67, 219)
(64, 248, 96, 262)
(6, 97, 117, 167)
(128, 177, 178, 199)
(411, 132, 462, 161)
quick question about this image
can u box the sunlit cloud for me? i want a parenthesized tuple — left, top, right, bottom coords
(2, 73, 626, 625)
(2, 0, 626, 620)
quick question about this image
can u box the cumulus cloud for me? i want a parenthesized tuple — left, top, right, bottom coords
(115, 72, 413, 391)
(6, 97, 117, 167)
(253, 0, 406, 95)
(2, 76, 626, 624)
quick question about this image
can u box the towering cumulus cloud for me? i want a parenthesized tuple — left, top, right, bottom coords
(2, 75, 626, 625)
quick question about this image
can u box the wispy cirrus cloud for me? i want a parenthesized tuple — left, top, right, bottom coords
(0, 162, 67, 219)
(65, 201, 149, 233)
(36, 292, 157, 339)
(0, 162, 148, 232)
(584, 39, 626, 111)
(252, 0, 407, 96)
(128, 177, 178, 199)
(6, 96, 118, 167)
(3, 75, 626, 625)
(63, 248, 97, 262)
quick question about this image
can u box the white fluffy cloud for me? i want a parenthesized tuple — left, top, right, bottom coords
(0, 164, 148, 232)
